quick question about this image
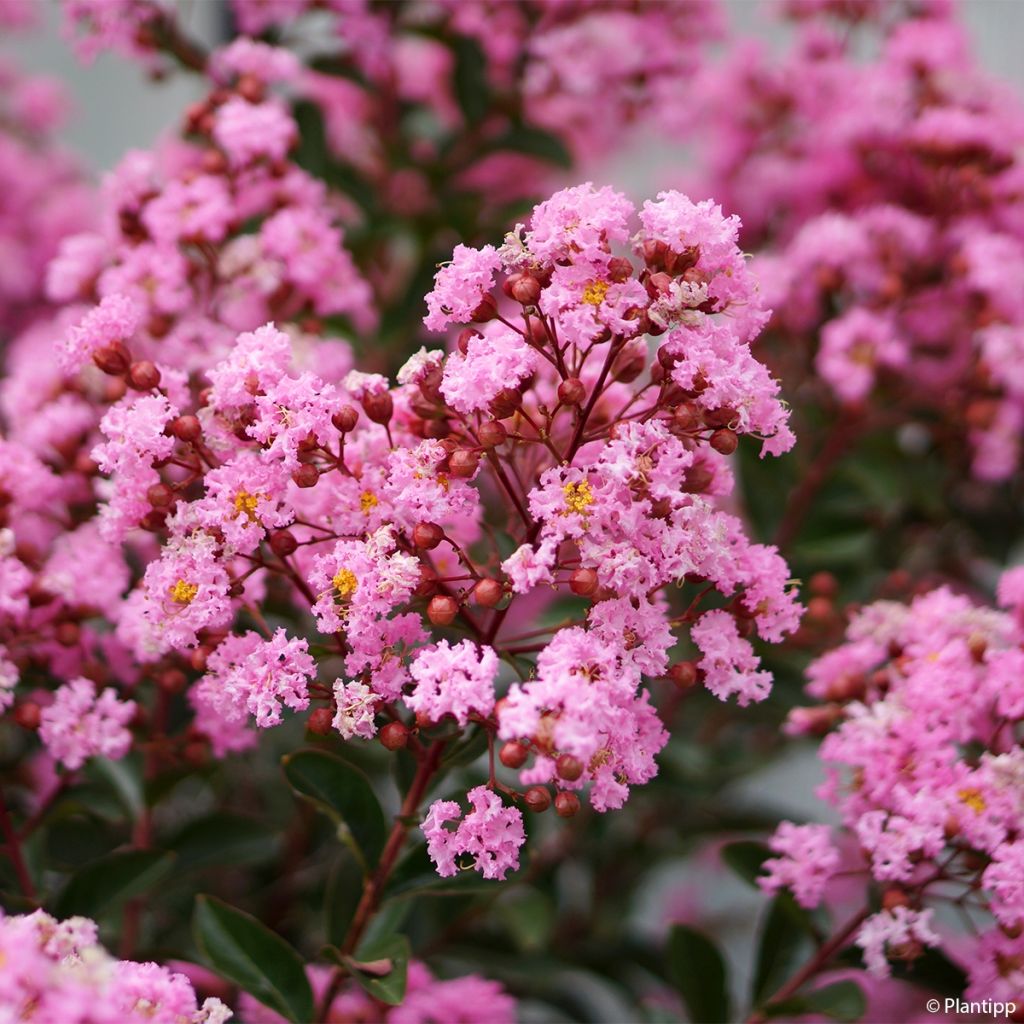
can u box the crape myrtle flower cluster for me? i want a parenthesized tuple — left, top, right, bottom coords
(0, 174, 800, 891)
(692, 1, 1024, 480)
(0, 48, 94, 339)
(761, 571, 1024, 1004)
(0, 908, 230, 1024)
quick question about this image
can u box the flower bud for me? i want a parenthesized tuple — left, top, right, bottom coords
(555, 754, 583, 782)
(523, 786, 552, 812)
(362, 390, 394, 425)
(157, 668, 188, 694)
(170, 415, 202, 443)
(147, 482, 174, 508)
(13, 702, 41, 730)
(473, 578, 504, 608)
(269, 530, 298, 557)
(882, 888, 912, 912)
(333, 405, 359, 433)
(413, 522, 444, 550)
(307, 707, 334, 735)
(569, 568, 599, 597)
(380, 722, 409, 750)
(640, 238, 668, 270)
(489, 388, 520, 419)
(56, 621, 80, 648)
(668, 661, 699, 690)
(554, 791, 581, 818)
(557, 378, 586, 406)
(414, 564, 437, 598)
(127, 360, 162, 391)
(457, 329, 477, 356)
(500, 741, 529, 769)
(140, 509, 167, 532)
(809, 571, 838, 597)
(427, 595, 459, 626)
(709, 428, 738, 455)
(190, 645, 211, 672)
(292, 464, 319, 488)
(449, 450, 480, 478)
(508, 273, 541, 305)
(477, 420, 507, 448)
(470, 293, 498, 323)
(612, 346, 645, 384)
(704, 406, 738, 429)
(608, 256, 633, 282)
(93, 342, 131, 376)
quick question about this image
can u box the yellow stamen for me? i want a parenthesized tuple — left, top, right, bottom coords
(333, 568, 358, 598)
(169, 579, 198, 605)
(563, 479, 594, 515)
(958, 787, 987, 814)
(360, 490, 379, 514)
(582, 280, 609, 306)
(233, 490, 261, 522)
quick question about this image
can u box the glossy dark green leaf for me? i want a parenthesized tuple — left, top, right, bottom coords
(667, 925, 731, 1024)
(349, 933, 409, 1006)
(55, 849, 175, 919)
(325, 847, 363, 947)
(752, 894, 815, 1005)
(193, 895, 313, 1024)
(282, 749, 387, 870)
(767, 980, 866, 1022)
(166, 813, 278, 873)
(721, 840, 772, 888)
(451, 36, 489, 125)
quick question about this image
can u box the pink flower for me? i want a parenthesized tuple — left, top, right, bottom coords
(389, 962, 516, 1024)
(59, 292, 140, 372)
(421, 786, 525, 881)
(423, 244, 501, 332)
(439, 323, 540, 416)
(856, 908, 940, 978)
(760, 822, 840, 909)
(406, 640, 498, 726)
(39, 677, 136, 770)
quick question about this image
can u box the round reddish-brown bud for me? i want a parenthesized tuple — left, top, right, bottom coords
(489, 388, 521, 419)
(201, 148, 227, 175)
(557, 377, 586, 406)
(668, 661, 699, 690)
(292, 464, 319, 489)
(523, 786, 552, 813)
(477, 420, 507, 448)
(806, 596, 834, 624)
(190, 645, 211, 672)
(307, 707, 334, 735)
(427, 594, 459, 626)
(73, 452, 100, 476)
(554, 791, 581, 818)
(13, 702, 41, 730)
(92, 342, 131, 376)
(470, 293, 498, 323)
(809, 571, 839, 597)
(671, 403, 700, 433)
(170, 415, 202, 443)
(607, 256, 634, 282)
(612, 347, 645, 384)
(236, 73, 265, 103)
(449, 450, 480, 478)
(413, 522, 444, 550)
(709, 428, 738, 455)
(555, 754, 584, 782)
(569, 568, 599, 597)
(380, 721, 410, 751)
(362, 390, 394, 425)
(140, 509, 167, 532)
(473, 578, 504, 608)
(54, 621, 80, 648)
(499, 741, 529, 769)
(456, 329, 477, 356)
(882, 888, 912, 912)
(332, 405, 359, 433)
(269, 530, 298, 558)
(147, 482, 174, 508)
(509, 274, 541, 305)
(157, 668, 188, 694)
(704, 406, 738, 429)
(414, 564, 437, 598)
(127, 360, 161, 391)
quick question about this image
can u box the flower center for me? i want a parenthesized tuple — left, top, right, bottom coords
(958, 787, 986, 814)
(333, 568, 358, 598)
(563, 479, 594, 515)
(169, 579, 198, 605)
(360, 490, 379, 514)
(233, 490, 261, 522)
(582, 280, 609, 306)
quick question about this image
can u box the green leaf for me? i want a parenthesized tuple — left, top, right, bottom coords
(499, 889, 553, 952)
(167, 813, 278, 873)
(767, 980, 866, 1022)
(721, 841, 772, 888)
(349, 933, 409, 1006)
(56, 849, 175, 919)
(667, 925, 731, 1024)
(85, 755, 144, 820)
(451, 36, 489, 125)
(752, 894, 815, 1005)
(282, 749, 387, 871)
(193, 895, 313, 1024)
(490, 125, 572, 168)
(325, 848, 363, 947)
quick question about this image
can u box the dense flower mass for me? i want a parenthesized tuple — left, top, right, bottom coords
(761, 572, 1024, 1002)
(693, 2, 1024, 480)
(0, 909, 230, 1023)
